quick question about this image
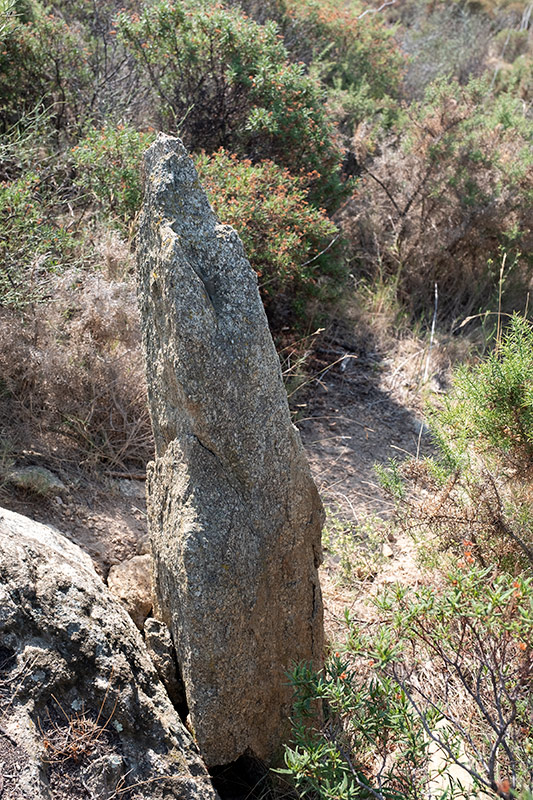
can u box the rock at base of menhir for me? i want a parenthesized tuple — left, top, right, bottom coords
(137, 133, 324, 767)
(0, 506, 218, 800)
(107, 553, 153, 629)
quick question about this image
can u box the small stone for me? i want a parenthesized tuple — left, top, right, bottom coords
(382, 543, 394, 558)
(137, 536, 151, 555)
(118, 479, 146, 500)
(8, 466, 65, 497)
(107, 554, 153, 629)
(144, 618, 186, 709)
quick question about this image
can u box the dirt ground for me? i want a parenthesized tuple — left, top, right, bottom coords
(296, 320, 439, 639)
(1, 319, 446, 630)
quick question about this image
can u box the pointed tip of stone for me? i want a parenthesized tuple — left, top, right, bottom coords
(143, 133, 190, 187)
(147, 131, 187, 158)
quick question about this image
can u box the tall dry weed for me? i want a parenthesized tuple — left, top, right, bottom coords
(343, 80, 533, 320)
(0, 270, 152, 474)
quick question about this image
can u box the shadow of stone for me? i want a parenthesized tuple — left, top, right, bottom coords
(295, 319, 434, 521)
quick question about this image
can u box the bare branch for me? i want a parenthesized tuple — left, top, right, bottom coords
(357, 0, 397, 20)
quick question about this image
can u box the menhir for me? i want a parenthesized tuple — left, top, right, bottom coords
(137, 134, 324, 767)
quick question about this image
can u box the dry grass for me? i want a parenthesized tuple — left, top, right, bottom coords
(38, 682, 119, 767)
(0, 269, 152, 475)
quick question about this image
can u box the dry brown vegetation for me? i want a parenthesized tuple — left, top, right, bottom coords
(344, 82, 533, 319)
(0, 271, 152, 475)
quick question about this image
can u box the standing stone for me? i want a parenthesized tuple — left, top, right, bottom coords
(137, 134, 324, 767)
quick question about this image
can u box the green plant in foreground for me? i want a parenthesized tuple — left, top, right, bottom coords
(377, 315, 533, 574)
(284, 566, 533, 799)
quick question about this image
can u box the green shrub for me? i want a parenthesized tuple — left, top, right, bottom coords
(413, 315, 533, 573)
(72, 124, 156, 228)
(278, 0, 403, 131)
(115, 0, 346, 209)
(494, 54, 533, 103)
(0, 0, 93, 132)
(493, 28, 531, 64)
(195, 148, 340, 303)
(433, 314, 533, 470)
(224, 0, 403, 137)
(0, 172, 80, 306)
(285, 566, 533, 798)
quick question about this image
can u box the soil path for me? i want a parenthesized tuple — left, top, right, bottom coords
(294, 322, 435, 639)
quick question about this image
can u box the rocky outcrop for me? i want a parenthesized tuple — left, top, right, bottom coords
(0, 506, 218, 800)
(137, 134, 324, 767)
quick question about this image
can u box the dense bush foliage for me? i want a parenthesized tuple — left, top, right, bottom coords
(280, 0, 402, 93)
(273, 0, 404, 132)
(370, 316, 533, 575)
(196, 149, 339, 301)
(115, 0, 347, 208)
(432, 315, 533, 472)
(0, 0, 94, 132)
(0, 171, 79, 306)
(402, 315, 533, 574)
(3, 0, 529, 322)
(72, 124, 156, 227)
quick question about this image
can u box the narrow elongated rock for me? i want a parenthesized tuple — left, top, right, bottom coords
(137, 134, 324, 767)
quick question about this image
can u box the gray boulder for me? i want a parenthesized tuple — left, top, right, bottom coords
(0, 506, 218, 800)
(137, 134, 324, 767)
